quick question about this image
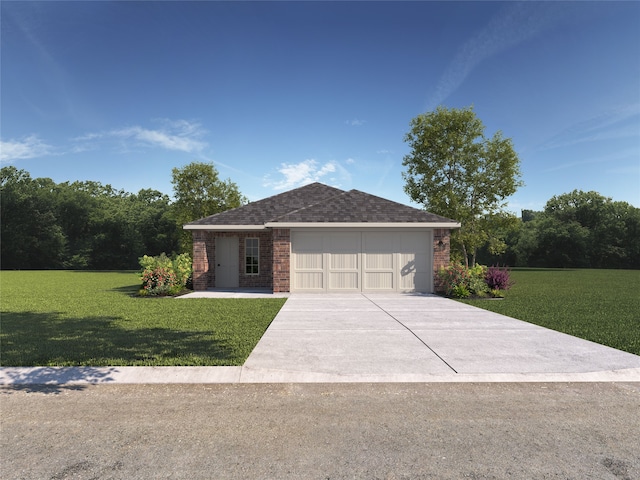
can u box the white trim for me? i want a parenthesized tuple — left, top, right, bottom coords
(265, 222, 461, 229)
(185, 222, 461, 230)
(183, 225, 266, 231)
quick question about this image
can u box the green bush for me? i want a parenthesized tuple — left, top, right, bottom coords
(451, 284, 471, 299)
(172, 253, 192, 288)
(139, 253, 192, 296)
(468, 272, 489, 297)
(489, 289, 504, 298)
(438, 263, 488, 297)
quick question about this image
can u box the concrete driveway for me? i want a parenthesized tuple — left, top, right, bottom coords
(241, 293, 640, 382)
(2, 293, 640, 385)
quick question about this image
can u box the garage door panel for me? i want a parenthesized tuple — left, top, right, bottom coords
(399, 253, 428, 272)
(292, 232, 326, 290)
(365, 252, 393, 269)
(293, 233, 322, 250)
(405, 272, 429, 291)
(331, 253, 358, 270)
(292, 230, 433, 293)
(329, 272, 360, 290)
(364, 271, 394, 290)
(363, 232, 395, 292)
(295, 272, 324, 290)
(295, 252, 323, 269)
(328, 231, 359, 244)
(399, 248, 430, 292)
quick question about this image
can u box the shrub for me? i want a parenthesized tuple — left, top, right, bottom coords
(468, 265, 487, 294)
(141, 266, 178, 296)
(451, 284, 471, 299)
(485, 266, 513, 291)
(138, 253, 192, 296)
(139, 253, 172, 272)
(438, 263, 470, 297)
(489, 289, 504, 298)
(172, 253, 192, 287)
(438, 263, 488, 297)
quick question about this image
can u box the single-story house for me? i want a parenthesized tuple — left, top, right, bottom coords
(184, 183, 460, 293)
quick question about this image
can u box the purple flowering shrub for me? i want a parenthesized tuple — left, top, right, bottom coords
(439, 264, 512, 298)
(485, 266, 513, 291)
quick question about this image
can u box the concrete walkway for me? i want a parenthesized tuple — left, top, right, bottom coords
(2, 293, 640, 385)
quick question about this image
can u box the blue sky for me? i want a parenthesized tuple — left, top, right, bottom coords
(2, 1, 639, 212)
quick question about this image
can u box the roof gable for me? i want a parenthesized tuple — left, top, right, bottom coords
(186, 183, 343, 226)
(185, 182, 459, 228)
(271, 189, 455, 223)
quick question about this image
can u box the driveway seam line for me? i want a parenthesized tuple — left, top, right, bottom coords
(362, 294, 458, 374)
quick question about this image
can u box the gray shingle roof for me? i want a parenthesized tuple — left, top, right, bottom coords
(185, 182, 458, 227)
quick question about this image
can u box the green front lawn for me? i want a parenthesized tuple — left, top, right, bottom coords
(2, 269, 638, 366)
(0, 271, 286, 366)
(460, 268, 640, 356)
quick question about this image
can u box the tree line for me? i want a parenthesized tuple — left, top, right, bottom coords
(0, 163, 244, 270)
(478, 190, 640, 269)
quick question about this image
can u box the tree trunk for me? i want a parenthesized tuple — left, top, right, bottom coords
(462, 243, 469, 268)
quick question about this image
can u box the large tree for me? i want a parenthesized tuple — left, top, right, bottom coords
(402, 106, 523, 266)
(171, 161, 247, 252)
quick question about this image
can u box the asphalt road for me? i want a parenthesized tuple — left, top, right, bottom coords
(2, 382, 639, 479)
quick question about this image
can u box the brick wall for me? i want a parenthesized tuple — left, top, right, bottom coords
(239, 231, 273, 289)
(432, 228, 451, 293)
(190, 230, 283, 291)
(272, 228, 291, 293)
(192, 230, 212, 291)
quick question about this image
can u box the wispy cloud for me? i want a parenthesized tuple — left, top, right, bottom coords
(426, 2, 564, 110)
(542, 147, 639, 173)
(345, 119, 365, 127)
(264, 159, 353, 191)
(537, 104, 640, 151)
(1, 120, 207, 164)
(0, 134, 53, 163)
(73, 119, 207, 154)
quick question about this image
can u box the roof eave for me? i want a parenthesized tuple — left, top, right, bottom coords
(183, 224, 266, 231)
(264, 222, 461, 229)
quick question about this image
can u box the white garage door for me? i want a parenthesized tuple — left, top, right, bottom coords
(291, 230, 433, 293)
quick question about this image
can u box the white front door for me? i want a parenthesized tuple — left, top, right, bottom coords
(215, 237, 239, 288)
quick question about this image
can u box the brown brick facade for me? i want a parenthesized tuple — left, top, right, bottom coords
(272, 228, 291, 293)
(190, 229, 291, 292)
(192, 228, 452, 293)
(192, 230, 212, 291)
(432, 228, 451, 293)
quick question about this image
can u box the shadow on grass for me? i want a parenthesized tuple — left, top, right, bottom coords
(111, 284, 142, 296)
(1, 311, 234, 368)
